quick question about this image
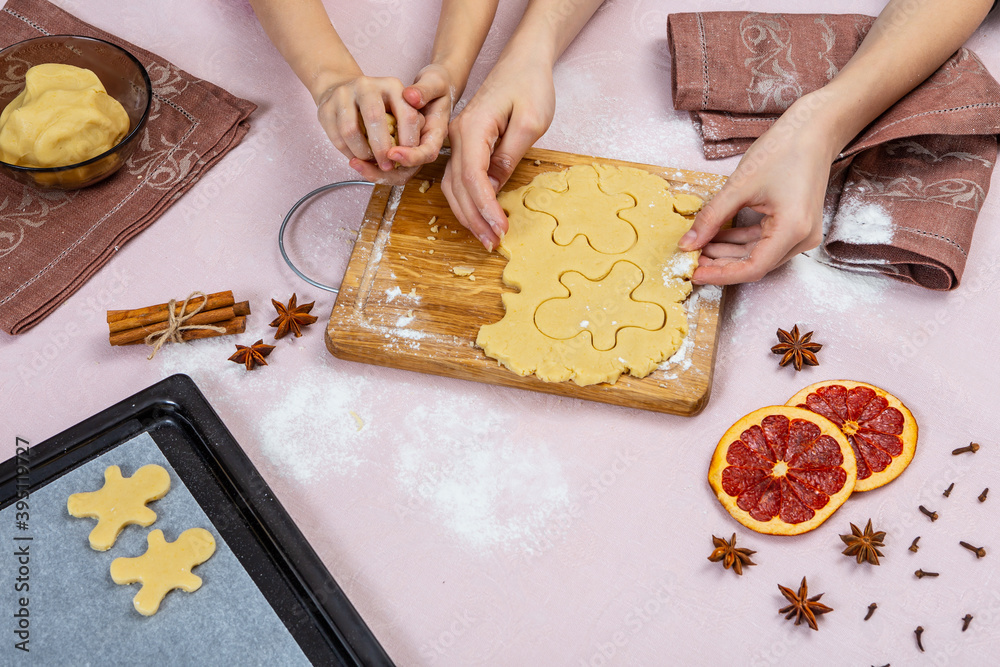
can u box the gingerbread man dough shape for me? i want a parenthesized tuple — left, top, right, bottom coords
(110, 527, 217, 616)
(67, 464, 171, 551)
(478, 164, 702, 386)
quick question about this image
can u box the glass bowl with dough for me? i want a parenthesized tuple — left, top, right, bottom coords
(0, 35, 151, 190)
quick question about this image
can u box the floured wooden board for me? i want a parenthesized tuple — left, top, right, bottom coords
(325, 147, 727, 416)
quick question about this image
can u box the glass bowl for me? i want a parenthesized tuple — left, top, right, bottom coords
(0, 35, 152, 190)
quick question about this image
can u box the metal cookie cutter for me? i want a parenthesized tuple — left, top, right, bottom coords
(277, 180, 374, 294)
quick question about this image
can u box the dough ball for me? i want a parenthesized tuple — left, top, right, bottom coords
(361, 112, 399, 148)
(0, 63, 130, 168)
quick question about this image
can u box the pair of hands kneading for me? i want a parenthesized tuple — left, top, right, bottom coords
(315, 64, 454, 185)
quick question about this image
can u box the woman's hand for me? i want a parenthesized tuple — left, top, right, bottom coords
(679, 94, 839, 284)
(442, 56, 556, 250)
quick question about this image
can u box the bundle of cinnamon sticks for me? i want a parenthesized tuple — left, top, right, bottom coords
(108, 290, 249, 346)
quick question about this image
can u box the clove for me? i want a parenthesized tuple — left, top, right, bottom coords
(962, 614, 973, 632)
(943, 482, 954, 497)
(915, 569, 939, 579)
(908, 536, 921, 553)
(959, 541, 987, 559)
(864, 602, 878, 621)
(915, 626, 925, 652)
(918, 505, 938, 521)
(951, 442, 979, 455)
(979, 488, 989, 503)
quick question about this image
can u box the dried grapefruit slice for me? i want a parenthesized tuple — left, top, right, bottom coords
(708, 406, 857, 536)
(787, 380, 917, 492)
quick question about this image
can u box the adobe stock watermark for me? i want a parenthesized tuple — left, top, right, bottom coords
(748, 628, 804, 667)
(350, 0, 404, 50)
(513, 448, 641, 566)
(176, 111, 292, 225)
(418, 609, 476, 663)
(921, 588, 1000, 665)
(544, 0, 593, 29)
(577, 573, 678, 667)
(11, 437, 33, 654)
(15, 266, 132, 387)
(889, 257, 1000, 370)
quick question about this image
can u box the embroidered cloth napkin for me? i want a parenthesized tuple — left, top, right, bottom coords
(0, 0, 256, 333)
(668, 12, 1000, 290)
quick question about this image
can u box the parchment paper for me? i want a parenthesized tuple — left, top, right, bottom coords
(0, 432, 310, 665)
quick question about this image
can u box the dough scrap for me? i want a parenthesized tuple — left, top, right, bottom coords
(110, 528, 216, 616)
(0, 63, 129, 168)
(477, 164, 702, 386)
(67, 464, 171, 551)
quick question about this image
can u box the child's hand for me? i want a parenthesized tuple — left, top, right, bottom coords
(678, 95, 839, 284)
(385, 64, 454, 169)
(442, 55, 556, 251)
(316, 75, 423, 184)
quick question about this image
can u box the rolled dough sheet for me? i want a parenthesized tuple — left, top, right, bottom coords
(477, 164, 701, 386)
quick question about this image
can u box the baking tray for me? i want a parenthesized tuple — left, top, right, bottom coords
(0, 373, 393, 666)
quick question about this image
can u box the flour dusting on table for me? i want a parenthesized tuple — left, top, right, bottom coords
(157, 326, 571, 554)
(157, 326, 370, 481)
(394, 401, 570, 554)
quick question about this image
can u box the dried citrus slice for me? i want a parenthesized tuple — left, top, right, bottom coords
(787, 380, 917, 492)
(708, 406, 857, 536)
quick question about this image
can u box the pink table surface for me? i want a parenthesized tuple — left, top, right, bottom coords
(2, 1, 999, 664)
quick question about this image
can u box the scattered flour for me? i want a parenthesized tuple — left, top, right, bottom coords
(548, 61, 702, 167)
(255, 371, 368, 481)
(156, 327, 369, 482)
(394, 402, 570, 554)
(657, 284, 717, 377)
(384, 285, 421, 305)
(157, 321, 572, 555)
(829, 199, 895, 245)
(663, 253, 698, 283)
(790, 252, 890, 313)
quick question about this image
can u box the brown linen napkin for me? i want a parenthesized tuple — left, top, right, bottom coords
(668, 12, 1000, 290)
(0, 0, 256, 333)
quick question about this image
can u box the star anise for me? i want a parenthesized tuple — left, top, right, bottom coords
(771, 325, 822, 371)
(270, 294, 318, 339)
(840, 519, 886, 565)
(228, 339, 275, 370)
(778, 577, 832, 631)
(708, 533, 757, 576)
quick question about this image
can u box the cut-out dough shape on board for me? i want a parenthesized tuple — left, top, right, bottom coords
(523, 166, 637, 254)
(478, 163, 702, 386)
(534, 261, 665, 350)
(110, 527, 217, 616)
(67, 464, 171, 551)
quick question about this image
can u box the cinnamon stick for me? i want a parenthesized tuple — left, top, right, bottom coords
(116, 315, 246, 345)
(107, 291, 235, 330)
(177, 316, 246, 342)
(110, 302, 250, 346)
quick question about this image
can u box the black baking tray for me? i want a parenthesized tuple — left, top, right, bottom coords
(0, 373, 394, 667)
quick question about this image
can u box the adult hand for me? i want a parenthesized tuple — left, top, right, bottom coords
(442, 56, 556, 251)
(678, 95, 838, 284)
(316, 75, 424, 184)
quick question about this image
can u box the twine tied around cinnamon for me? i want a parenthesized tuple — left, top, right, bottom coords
(144, 292, 227, 359)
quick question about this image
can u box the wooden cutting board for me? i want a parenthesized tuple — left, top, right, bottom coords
(325, 147, 728, 416)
